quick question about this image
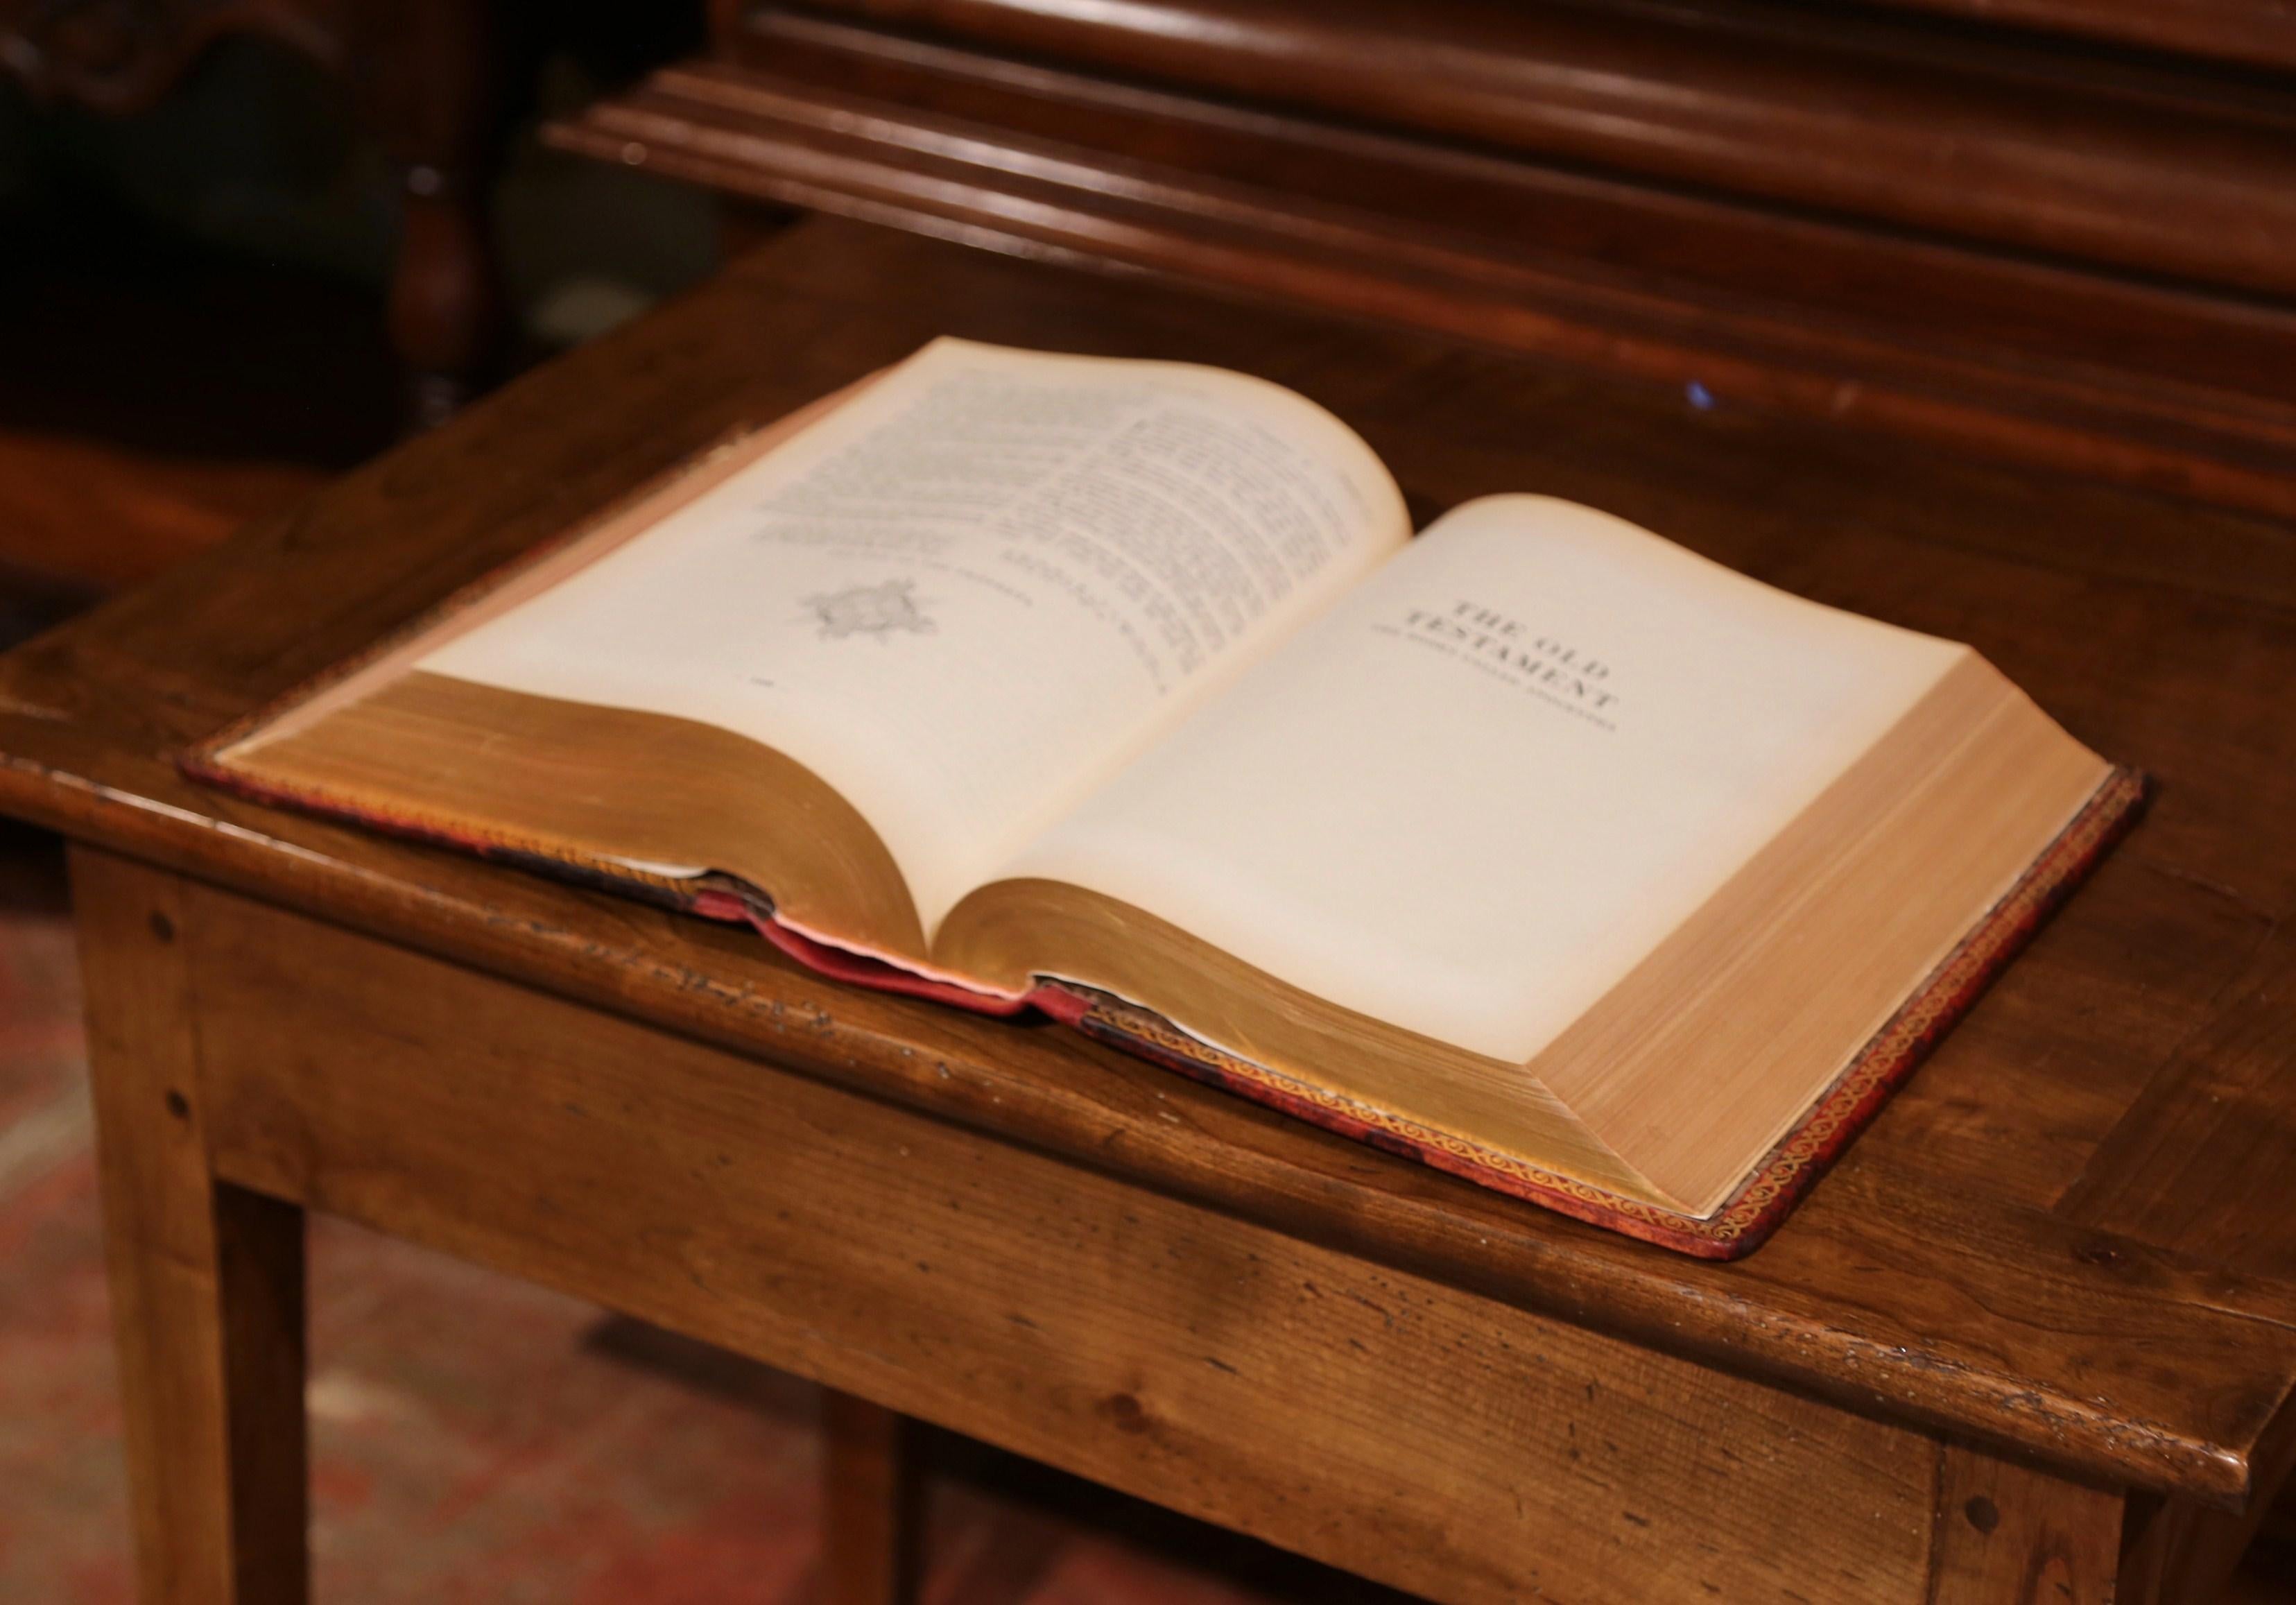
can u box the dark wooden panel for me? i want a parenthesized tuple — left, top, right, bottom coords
(730, 16, 2296, 411)
(771, 0, 2296, 298)
(549, 19, 2296, 518)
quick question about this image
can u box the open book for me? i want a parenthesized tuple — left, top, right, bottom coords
(187, 339, 2143, 1257)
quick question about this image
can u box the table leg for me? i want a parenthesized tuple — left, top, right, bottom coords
(1926, 1441, 2122, 1603)
(821, 1389, 922, 1605)
(2120, 1486, 2296, 1605)
(76, 850, 309, 1605)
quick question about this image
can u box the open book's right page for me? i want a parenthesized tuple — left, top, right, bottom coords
(979, 495, 2112, 1215)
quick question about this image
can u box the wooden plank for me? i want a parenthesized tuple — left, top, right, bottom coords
(1927, 1445, 2121, 1604)
(2057, 923, 2296, 1596)
(181, 873, 1944, 1605)
(74, 850, 308, 1605)
(1867, 843, 2276, 1209)
(2060, 927, 2296, 1273)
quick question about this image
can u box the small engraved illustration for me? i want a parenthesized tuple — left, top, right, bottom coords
(803, 578, 937, 642)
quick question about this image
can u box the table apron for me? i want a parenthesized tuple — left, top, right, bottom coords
(126, 858, 2136, 1605)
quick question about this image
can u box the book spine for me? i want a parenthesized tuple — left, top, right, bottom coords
(690, 889, 1034, 1018)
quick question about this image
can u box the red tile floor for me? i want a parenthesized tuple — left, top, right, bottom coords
(0, 830, 1431, 1604)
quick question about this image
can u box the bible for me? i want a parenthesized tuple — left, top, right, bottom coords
(185, 338, 2143, 1257)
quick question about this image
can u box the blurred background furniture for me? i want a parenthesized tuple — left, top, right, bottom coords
(0, 0, 715, 600)
(556, 0, 2296, 522)
(1, 0, 512, 424)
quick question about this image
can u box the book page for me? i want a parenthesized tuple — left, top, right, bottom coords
(414, 338, 1410, 936)
(981, 495, 1971, 1061)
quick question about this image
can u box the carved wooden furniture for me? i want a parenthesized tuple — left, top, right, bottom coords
(551, 0, 2296, 524)
(1, 0, 508, 424)
(9, 215, 2296, 1604)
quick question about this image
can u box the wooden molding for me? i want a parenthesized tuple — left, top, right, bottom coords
(776, 0, 2296, 299)
(548, 23, 2296, 520)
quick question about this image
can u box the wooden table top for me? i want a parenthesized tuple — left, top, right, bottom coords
(10, 216, 2296, 1513)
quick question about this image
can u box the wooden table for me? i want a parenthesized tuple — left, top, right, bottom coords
(10, 216, 2296, 1605)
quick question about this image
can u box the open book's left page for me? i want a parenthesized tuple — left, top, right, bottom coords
(207, 338, 1410, 975)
